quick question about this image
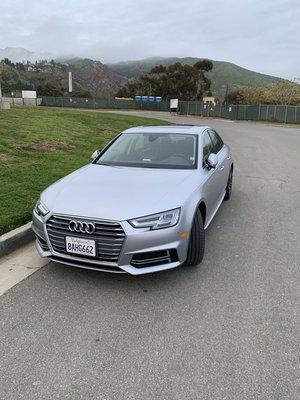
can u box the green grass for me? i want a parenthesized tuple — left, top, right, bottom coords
(0, 107, 167, 235)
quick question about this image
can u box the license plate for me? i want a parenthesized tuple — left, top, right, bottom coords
(66, 236, 96, 257)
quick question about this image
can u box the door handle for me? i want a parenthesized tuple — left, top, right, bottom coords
(220, 165, 224, 170)
(227, 156, 231, 160)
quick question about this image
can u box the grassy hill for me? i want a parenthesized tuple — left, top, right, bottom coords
(0, 58, 127, 97)
(108, 57, 285, 96)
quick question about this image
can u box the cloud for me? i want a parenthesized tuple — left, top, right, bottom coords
(0, 0, 299, 78)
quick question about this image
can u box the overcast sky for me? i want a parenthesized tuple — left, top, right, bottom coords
(0, 0, 299, 78)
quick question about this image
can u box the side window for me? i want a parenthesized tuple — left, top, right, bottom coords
(209, 130, 224, 154)
(202, 131, 213, 162)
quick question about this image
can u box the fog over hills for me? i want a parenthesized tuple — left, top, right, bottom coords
(0, 47, 52, 62)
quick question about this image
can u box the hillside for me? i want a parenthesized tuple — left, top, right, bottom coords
(0, 58, 127, 97)
(0, 51, 287, 98)
(64, 58, 127, 96)
(108, 57, 285, 96)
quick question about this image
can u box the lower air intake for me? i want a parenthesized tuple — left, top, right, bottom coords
(131, 249, 178, 268)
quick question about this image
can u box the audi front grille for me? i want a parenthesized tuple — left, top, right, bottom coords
(46, 215, 125, 264)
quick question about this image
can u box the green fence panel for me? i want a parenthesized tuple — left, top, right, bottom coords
(275, 106, 285, 122)
(208, 104, 220, 118)
(191, 102, 299, 123)
(286, 106, 299, 123)
(245, 105, 259, 120)
(40, 97, 299, 123)
(259, 105, 267, 121)
(219, 105, 235, 119)
(41, 97, 170, 111)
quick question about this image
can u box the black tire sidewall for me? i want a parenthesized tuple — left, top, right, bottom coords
(184, 208, 205, 267)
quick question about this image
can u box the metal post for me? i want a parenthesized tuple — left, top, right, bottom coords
(258, 104, 261, 121)
(266, 105, 269, 121)
(224, 84, 229, 104)
(236, 105, 239, 120)
(187, 101, 189, 115)
(284, 105, 288, 123)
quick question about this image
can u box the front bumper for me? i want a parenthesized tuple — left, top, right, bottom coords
(32, 210, 190, 275)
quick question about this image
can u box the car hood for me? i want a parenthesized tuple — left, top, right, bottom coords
(42, 164, 196, 221)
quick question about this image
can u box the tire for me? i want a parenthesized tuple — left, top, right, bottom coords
(185, 208, 205, 267)
(223, 167, 233, 201)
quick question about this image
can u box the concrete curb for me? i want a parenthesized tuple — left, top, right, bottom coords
(0, 222, 34, 259)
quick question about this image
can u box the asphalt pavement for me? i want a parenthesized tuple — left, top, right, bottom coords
(0, 113, 299, 399)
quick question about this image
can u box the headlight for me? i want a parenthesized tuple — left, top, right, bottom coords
(129, 208, 180, 230)
(34, 200, 49, 216)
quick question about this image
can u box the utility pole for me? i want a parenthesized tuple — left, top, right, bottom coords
(68, 71, 73, 94)
(224, 84, 229, 104)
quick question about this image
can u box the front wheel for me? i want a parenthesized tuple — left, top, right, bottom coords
(185, 209, 205, 267)
(223, 168, 233, 201)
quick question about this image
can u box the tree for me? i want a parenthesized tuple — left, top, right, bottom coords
(225, 89, 246, 104)
(264, 82, 300, 105)
(36, 83, 63, 97)
(226, 86, 266, 105)
(1, 58, 15, 67)
(72, 89, 92, 98)
(15, 62, 26, 71)
(116, 60, 213, 100)
(226, 82, 300, 105)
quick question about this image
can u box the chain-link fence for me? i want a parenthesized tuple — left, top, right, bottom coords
(40, 97, 300, 124)
(178, 101, 300, 124)
(41, 97, 170, 111)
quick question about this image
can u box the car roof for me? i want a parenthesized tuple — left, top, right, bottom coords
(122, 125, 210, 135)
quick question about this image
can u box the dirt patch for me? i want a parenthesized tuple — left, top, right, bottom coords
(19, 140, 75, 153)
(0, 154, 15, 163)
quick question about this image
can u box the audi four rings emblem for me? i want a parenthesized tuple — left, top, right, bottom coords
(68, 220, 96, 234)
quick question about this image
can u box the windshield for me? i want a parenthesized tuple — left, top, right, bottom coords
(96, 133, 198, 169)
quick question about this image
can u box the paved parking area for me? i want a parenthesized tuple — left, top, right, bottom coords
(0, 112, 299, 399)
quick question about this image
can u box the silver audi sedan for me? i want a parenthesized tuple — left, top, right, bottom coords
(32, 125, 233, 275)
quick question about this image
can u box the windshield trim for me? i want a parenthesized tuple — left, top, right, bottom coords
(96, 161, 197, 170)
(94, 132, 199, 170)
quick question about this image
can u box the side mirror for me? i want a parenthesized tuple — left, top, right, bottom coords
(207, 153, 218, 169)
(91, 149, 101, 162)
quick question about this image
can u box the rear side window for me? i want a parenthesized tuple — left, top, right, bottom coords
(209, 130, 224, 154)
(202, 131, 213, 161)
